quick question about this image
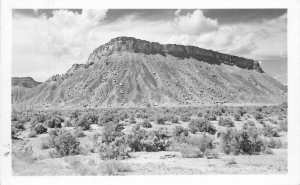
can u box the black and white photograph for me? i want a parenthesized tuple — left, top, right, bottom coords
(1, 0, 300, 184)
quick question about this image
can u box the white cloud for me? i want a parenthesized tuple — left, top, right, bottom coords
(173, 9, 218, 35)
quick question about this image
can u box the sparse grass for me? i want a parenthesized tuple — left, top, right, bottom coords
(98, 160, 133, 175)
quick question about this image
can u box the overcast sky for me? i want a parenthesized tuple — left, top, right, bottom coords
(12, 9, 287, 84)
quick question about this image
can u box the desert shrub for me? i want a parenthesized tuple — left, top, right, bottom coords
(266, 137, 282, 149)
(256, 107, 263, 112)
(126, 126, 171, 152)
(262, 125, 279, 137)
(180, 114, 191, 122)
(129, 116, 137, 124)
(212, 107, 223, 116)
(233, 112, 241, 121)
(218, 117, 235, 127)
(33, 113, 46, 123)
(170, 116, 179, 123)
(156, 116, 166, 125)
(101, 123, 124, 144)
(197, 111, 204, 117)
(255, 112, 264, 120)
(220, 127, 264, 155)
(187, 134, 214, 153)
(40, 140, 51, 149)
(52, 130, 81, 157)
(205, 149, 219, 159)
(33, 123, 47, 134)
(98, 112, 119, 126)
(188, 118, 216, 135)
(70, 109, 80, 119)
(173, 126, 189, 137)
(205, 112, 217, 121)
(178, 134, 215, 158)
(141, 119, 152, 128)
(99, 160, 132, 175)
(98, 136, 130, 160)
(180, 144, 204, 158)
(278, 120, 288, 132)
(76, 115, 92, 130)
(11, 120, 26, 138)
(151, 127, 172, 151)
(45, 117, 62, 128)
(237, 107, 247, 116)
(126, 125, 147, 152)
(242, 120, 256, 129)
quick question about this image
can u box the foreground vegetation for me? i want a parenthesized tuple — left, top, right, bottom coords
(11, 103, 288, 175)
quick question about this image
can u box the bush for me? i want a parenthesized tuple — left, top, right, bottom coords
(180, 114, 191, 122)
(255, 112, 263, 120)
(129, 116, 137, 124)
(156, 116, 165, 125)
(101, 123, 124, 144)
(33, 123, 47, 134)
(188, 118, 216, 135)
(205, 112, 217, 121)
(45, 117, 62, 128)
(187, 134, 214, 153)
(220, 128, 264, 155)
(98, 136, 130, 160)
(98, 112, 119, 126)
(77, 115, 92, 130)
(173, 126, 189, 137)
(126, 126, 171, 152)
(262, 125, 279, 137)
(243, 120, 256, 129)
(52, 130, 81, 157)
(180, 144, 204, 158)
(142, 119, 152, 128)
(266, 137, 282, 149)
(218, 117, 235, 127)
(170, 116, 179, 123)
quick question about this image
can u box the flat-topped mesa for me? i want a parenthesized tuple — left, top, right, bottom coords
(90, 36, 263, 72)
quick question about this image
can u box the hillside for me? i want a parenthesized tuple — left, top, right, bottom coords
(12, 37, 287, 108)
(12, 77, 41, 88)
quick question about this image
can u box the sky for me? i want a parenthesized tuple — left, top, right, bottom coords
(12, 9, 287, 84)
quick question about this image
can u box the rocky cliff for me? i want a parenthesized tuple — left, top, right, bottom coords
(89, 37, 263, 72)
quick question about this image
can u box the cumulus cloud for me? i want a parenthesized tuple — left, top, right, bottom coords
(173, 9, 218, 35)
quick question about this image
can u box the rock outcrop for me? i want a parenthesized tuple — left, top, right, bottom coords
(90, 37, 263, 72)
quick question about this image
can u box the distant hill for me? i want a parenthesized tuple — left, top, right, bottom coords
(12, 77, 41, 88)
(11, 37, 287, 108)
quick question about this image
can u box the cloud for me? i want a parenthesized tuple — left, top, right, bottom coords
(173, 9, 219, 35)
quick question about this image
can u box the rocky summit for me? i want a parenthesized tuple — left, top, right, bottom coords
(12, 36, 287, 108)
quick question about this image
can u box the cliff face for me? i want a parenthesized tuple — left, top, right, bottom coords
(90, 37, 263, 72)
